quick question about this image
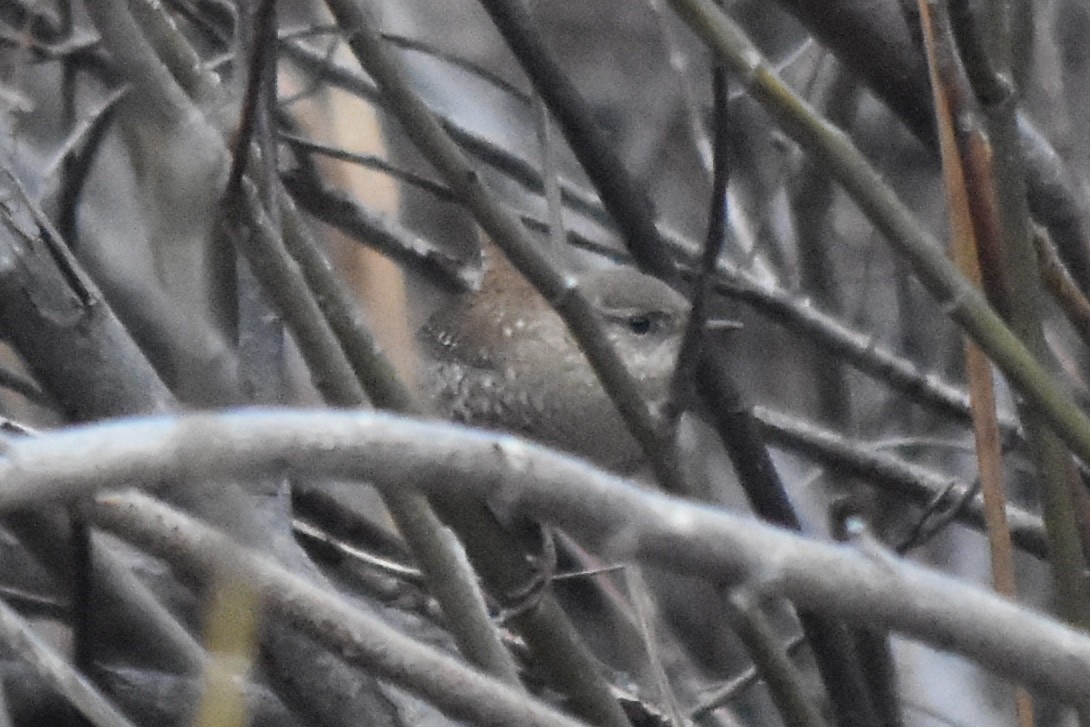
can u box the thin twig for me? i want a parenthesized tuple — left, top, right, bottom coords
(668, 54, 730, 412)
(225, 0, 277, 195)
(753, 405, 1046, 560)
(533, 92, 566, 262)
(280, 132, 459, 203)
(689, 634, 807, 718)
(1034, 225, 1090, 351)
(280, 169, 480, 293)
(723, 589, 829, 727)
(0, 596, 138, 727)
(475, 0, 679, 283)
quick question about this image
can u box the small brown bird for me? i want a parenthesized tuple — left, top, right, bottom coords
(417, 252, 688, 473)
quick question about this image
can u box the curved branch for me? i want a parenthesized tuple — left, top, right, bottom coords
(2, 408, 1090, 710)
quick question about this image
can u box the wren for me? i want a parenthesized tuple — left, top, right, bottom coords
(417, 253, 689, 473)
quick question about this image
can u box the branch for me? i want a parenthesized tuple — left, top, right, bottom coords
(0, 596, 136, 727)
(666, 0, 1090, 471)
(753, 406, 1046, 559)
(87, 492, 589, 727)
(773, 0, 1090, 295)
(0, 409, 1087, 709)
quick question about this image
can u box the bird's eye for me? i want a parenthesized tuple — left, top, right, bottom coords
(627, 315, 653, 335)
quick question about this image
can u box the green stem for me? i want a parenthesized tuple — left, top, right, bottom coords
(667, 0, 1090, 475)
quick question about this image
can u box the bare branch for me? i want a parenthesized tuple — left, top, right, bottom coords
(0, 409, 1084, 709)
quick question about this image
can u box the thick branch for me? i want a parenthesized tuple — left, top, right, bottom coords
(0, 409, 1086, 709)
